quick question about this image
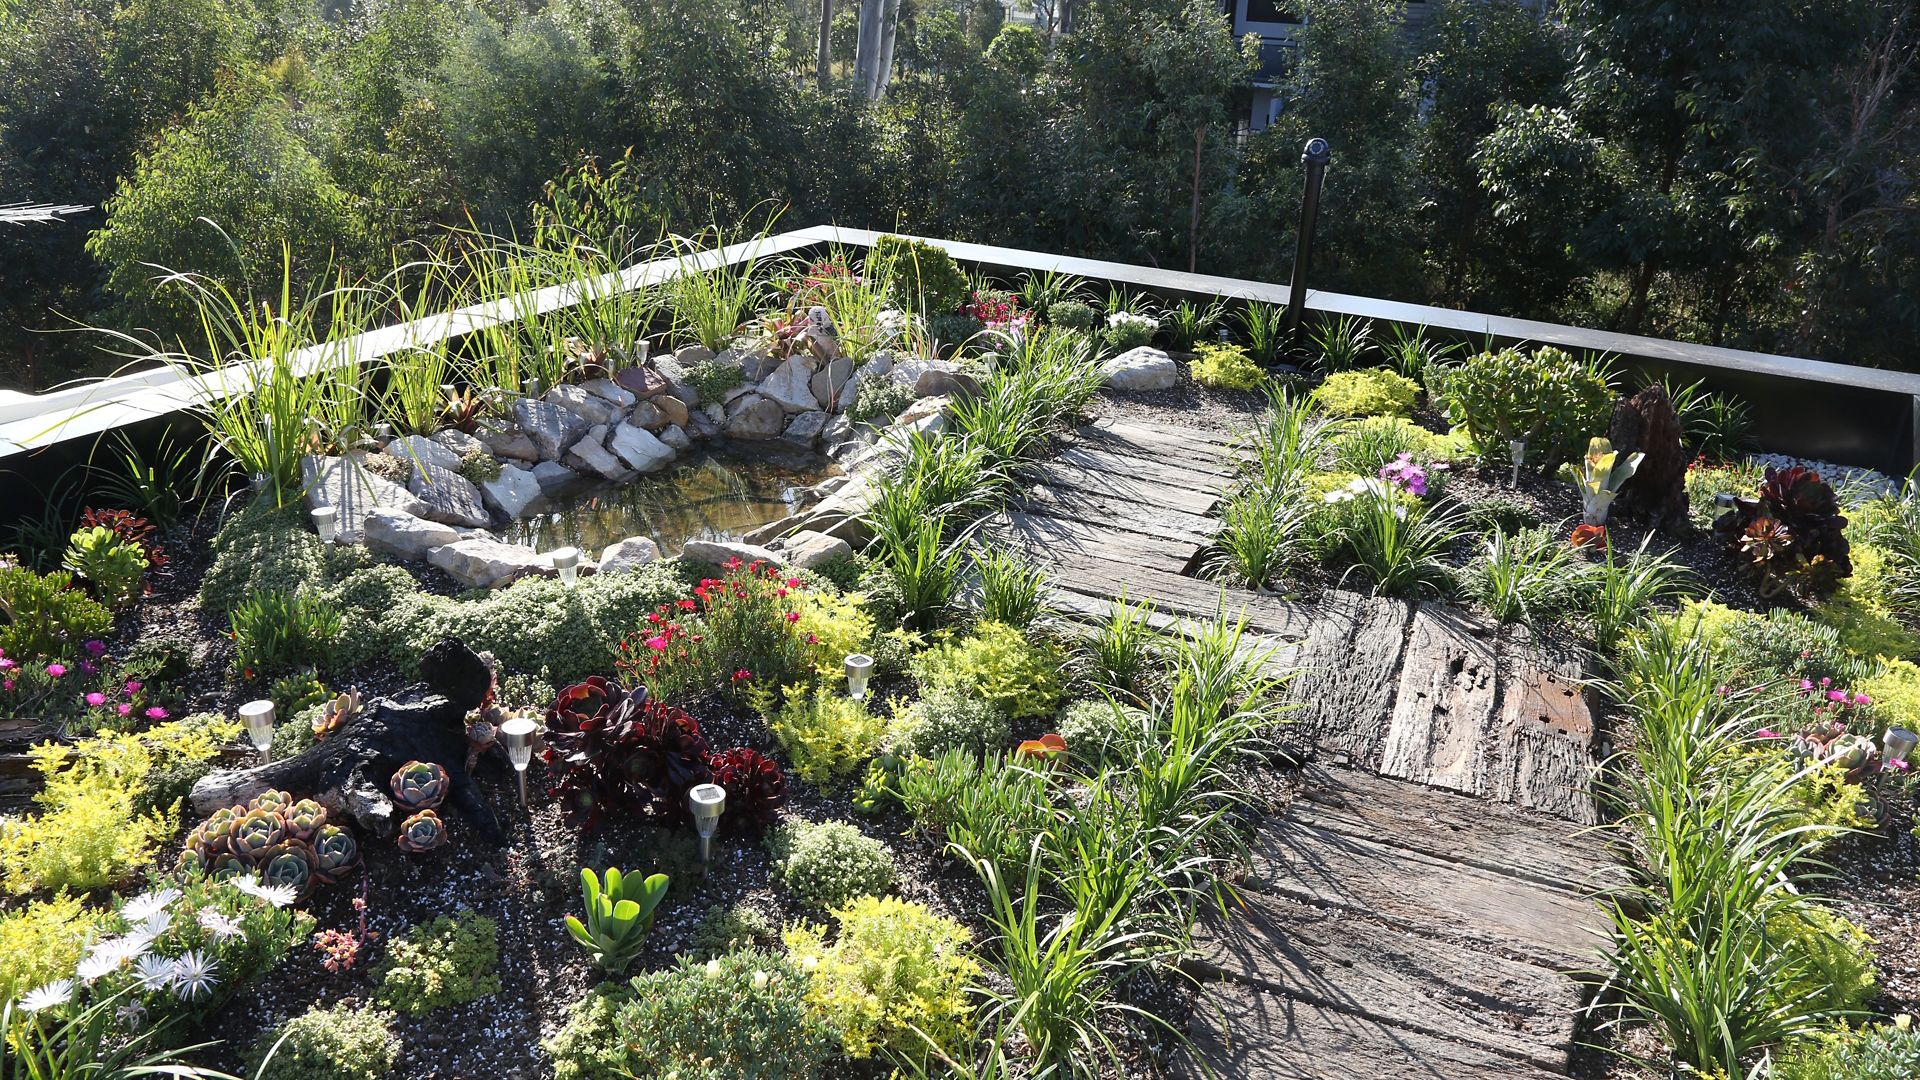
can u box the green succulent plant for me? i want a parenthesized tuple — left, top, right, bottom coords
(397, 810, 447, 854)
(230, 808, 287, 866)
(566, 867, 670, 974)
(62, 525, 149, 608)
(1562, 436, 1645, 526)
(311, 825, 361, 884)
(251, 790, 295, 815)
(390, 761, 449, 811)
(262, 841, 317, 900)
(284, 799, 327, 844)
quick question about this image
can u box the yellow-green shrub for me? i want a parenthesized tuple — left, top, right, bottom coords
(1312, 368, 1420, 418)
(0, 894, 106, 1003)
(1861, 660, 1920, 734)
(794, 590, 876, 688)
(911, 620, 1066, 720)
(783, 896, 981, 1060)
(770, 685, 886, 786)
(1769, 904, 1878, 1015)
(1188, 343, 1265, 390)
(1812, 543, 1920, 661)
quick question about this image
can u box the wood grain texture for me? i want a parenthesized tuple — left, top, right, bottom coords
(1377, 606, 1500, 795)
(1281, 592, 1416, 767)
(1488, 653, 1600, 825)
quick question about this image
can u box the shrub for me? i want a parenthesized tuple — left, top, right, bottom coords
(1321, 482, 1463, 599)
(1811, 545, 1920, 660)
(683, 358, 745, 402)
(1466, 526, 1584, 625)
(767, 819, 895, 911)
(1860, 660, 1920, 735)
(1769, 904, 1877, 1016)
(688, 903, 778, 960)
(250, 1004, 398, 1080)
(1435, 345, 1613, 470)
(542, 677, 711, 830)
(871, 236, 970, 316)
(0, 895, 106, 1005)
(783, 896, 981, 1061)
(1312, 368, 1419, 418)
(769, 685, 885, 787)
(1056, 698, 1142, 768)
(851, 375, 916, 423)
(457, 448, 500, 484)
(0, 567, 113, 661)
(373, 912, 501, 1015)
(62, 525, 149, 608)
(1189, 343, 1264, 391)
(912, 620, 1067, 720)
(1774, 1021, 1920, 1080)
(1047, 299, 1095, 332)
(200, 499, 364, 616)
(792, 587, 878, 687)
(887, 685, 1010, 759)
(545, 951, 834, 1080)
(975, 547, 1047, 629)
(231, 590, 344, 680)
(137, 711, 242, 816)
(1329, 416, 1451, 475)
(1714, 465, 1853, 597)
(1101, 310, 1158, 353)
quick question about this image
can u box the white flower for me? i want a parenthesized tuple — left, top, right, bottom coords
(136, 911, 172, 939)
(196, 908, 242, 941)
(113, 1002, 147, 1029)
(90, 934, 151, 968)
(168, 951, 219, 1001)
(230, 875, 297, 908)
(1105, 311, 1157, 331)
(132, 955, 175, 992)
(120, 888, 182, 923)
(751, 970, 769, 990)
(19, 979, 74, 1013)
(703, 959, 722, 979)
(77, 949, 123, 983)
(800, 954, 818, 972)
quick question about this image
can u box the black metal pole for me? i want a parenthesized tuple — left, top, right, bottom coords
(1283, 137, 1331, 349)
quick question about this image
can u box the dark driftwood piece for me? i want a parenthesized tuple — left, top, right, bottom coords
(189, 639, 505, 845)
(1607, 383, 1691, 535)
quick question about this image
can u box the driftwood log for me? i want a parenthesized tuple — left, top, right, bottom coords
(188, 639, 506, 845)
(1606, 383, 1691, 535)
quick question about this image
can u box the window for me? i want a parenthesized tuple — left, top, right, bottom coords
(1244, 0, 1300, 23)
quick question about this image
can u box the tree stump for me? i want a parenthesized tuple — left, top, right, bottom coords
(1606, 384, 1691, 535)
(188, 639, 506, 845)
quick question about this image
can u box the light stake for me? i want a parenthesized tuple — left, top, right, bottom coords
(845, 653, 875, 701)
(550, 546, 581, 587)
(1508, 438, 1527, 489)
(239, 700, 276, 762)
(497, 715, 539, 808)
(1885, 727, 1917, 767)
(688, 784, 726, 863)
(311, 506, 339, 544)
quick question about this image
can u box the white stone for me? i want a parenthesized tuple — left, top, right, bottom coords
(532, 460, 584, 496)
(597, 536, 661, 574)
(681, 538, 785, 567)
(564, 424, 636, 481)
(658, 424, 692, 450)
(780, 529, 852, 569)
(1101, 346, 1178, 391)
(810, 356, 856, 411)
(474, 419, 540, 463)
(428, 539, 551, 589)
(363, 508, 461, 560)
(513, 397, 588, 460)
(429, 429, 489, 459)
(300, 455, 431, 544)
(757, 357, 821, 413)
(389, 434, 463, 473)
(407, 461, 492, 528)
(608, 422, 677, 474)
(545, 384, 618, 426)
(581, 377, 637, 409)
(479, 462, 544, 520)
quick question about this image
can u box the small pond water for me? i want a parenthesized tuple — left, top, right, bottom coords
(502, 448, 837, 557)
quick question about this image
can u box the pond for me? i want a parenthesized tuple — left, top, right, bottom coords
(500, 447, 836, 557)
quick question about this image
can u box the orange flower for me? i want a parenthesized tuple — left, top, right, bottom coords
(1016, 733, 1069, 762)
(1570, 524, 1608, 549)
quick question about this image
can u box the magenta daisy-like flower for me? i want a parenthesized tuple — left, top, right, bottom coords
(45, 663, 65, 678)
(145, 707, 168, 720)
(86, 692, 106, 707)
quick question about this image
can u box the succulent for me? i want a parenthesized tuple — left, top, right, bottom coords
(1713, 465, 1852, 596)
(284, 799, 328, 844)
(1560, 436, 1644, 527)
(311, 824, 362, 884)
(260, 840, 318, 901)
(543, 678, 712, 831)
(249, 790, 295, 815)
(207, 852, 250, 878)
(704, 747, 788, 830)
(1015, 733, 1069, 762)
(390, 760, 450, 811)
(566, 867, 669, 973)
(397, 809, 448, 855)
(176, 847, 207, 876)
(314, 687, 361, 740)
(229, 807, 287, 865)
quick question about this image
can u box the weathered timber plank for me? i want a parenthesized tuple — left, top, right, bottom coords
(989, 511, 1199, 576)
(1488, 652, 1600, 826)
(1249, 821, 1605, 969)
(1188, 896, 1582, 1070)
(1088, 416, 1242, 451)
(1281, 592, 1415, 767)
(1177, 978, 1572, 1080)
(1027, 461, 1222, 516)
(1033, 551, 1318, 641)
(1046, 446, 1232, 496)
(1289, 766, 1617, 894)
(1378, 606, 1500, 796)
(1020, 485, 1223, 544)
(1072, 421, 1244, 476)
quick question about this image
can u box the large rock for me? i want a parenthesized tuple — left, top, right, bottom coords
(301, 455, 432, 544)
(514, 397, 587, 461)
(889, 358, 955, 388)
(1102, 346, 1178, 391)
(581, 377, 636, 410)
(686, 409, 719, 440)
(652, 394, 690, 429)
(597, 536, 661, 574)
(364, 508, 461, 560)
(914, 366, 981, 401)
(429, 429, 489, 459)
(532, 460, 585, 497)
(758, 357, 821, 413)
(565, 424, 636, 481)
(474, 419, 540, 463)
(608, 422, 677, 474)
(545, 384, 619, 426)
(725, 395, 786, 440)
(810, 357, 856, 412)
(407, 461, 491, 528)
(780, 529, 852, 569)
(479, 462, 544, 520)
(428, 539, 552, 589)
(682, 538, 785, 568)
(1607, 383, 1690, 534)
(675, 344, 716, 367)
(719, 347, 778, 383)
(658, 424, 692, 450)
(389, 434, 464, 473)
(630, 399, 667, 430)
(780, 410, 830, 450)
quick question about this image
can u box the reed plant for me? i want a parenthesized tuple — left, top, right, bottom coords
(668, 228, 769, 352)
(1332, 485, 1464, 598)
(1467, 525, 1581, 625)
(1234, 302, 1286, 365)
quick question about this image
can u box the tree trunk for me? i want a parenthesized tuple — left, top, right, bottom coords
(872, 0, 901, 97)
(1188, 127, 1205, 274)
(817, 0, 834, 91)
(854, 0, 881, 97)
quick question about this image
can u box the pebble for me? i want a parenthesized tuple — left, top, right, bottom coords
(1744, 453, 1900, 499)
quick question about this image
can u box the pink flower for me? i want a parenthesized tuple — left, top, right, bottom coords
(1855, 693, 1873, 706)
(124, 680, 143, 695)
(645, 636, 668, 651)
(0, 657, 13, 670)
(2, 680, 12, 692)
(144, 707, 167, 720)
(1890, 759, 1911, 772)
(1799, 679, 1814, 691)
(79, 661, 97, 675)
(1756, 728, 1782, 739)
(1827, 689, 1847, 702)
(85, 692, 106, 707)
(83, 640, 105, 657)
(732, 668, 752, 681)
(1820, 677, 1832, 688)
(784, 611, 800, 623)
(44, 663, 65, 678)
(117, 703, 132, 717)
(786, 578, 801, 589)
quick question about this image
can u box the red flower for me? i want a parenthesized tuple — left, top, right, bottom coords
(1569, 524, 1608, 549)
(1016, 733, 1069, 762)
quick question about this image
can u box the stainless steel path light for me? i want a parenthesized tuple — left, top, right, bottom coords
(498, 714, 539, 808)
(689, 784, 727, 863)
(240, 700, 276, 762)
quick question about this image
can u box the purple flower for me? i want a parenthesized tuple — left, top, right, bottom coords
(79, 660, 98, 675)
(83, 640, 105, 657)
(117, 703, 132, 717)
(124, 680, 143, 695)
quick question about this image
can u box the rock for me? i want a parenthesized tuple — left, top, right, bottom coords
(889, 358, 955, 388)
(1102, 346, 1178, 391)
(780, 409, 830, 450)
(615, 365, 674, 401)
(429, 429, 489, 459)
(914, 366, 981, 401)
(565, 425, 637, 481)
(864, 350, 897, 378)
(630, 399, 666, 430)
(686, 410, 719, 440)
(363, 508, 461, 560)
(810, 357, 856, 412)
(407, 461, 492, 528)
(821, 412, 853, 447)
(658, 424, 692, 450)
(682, 538, 785, 568)
(675, 344, 716, 367)
(428, 539, 552, 590)
(597, 536, 661, 574)
(479, 462, 544, 520)
(532, 460, 585, 497)
(652, 394, 689, 428)
(724, 395, 786, 440)
(719, 347, 778, 383)
(474, 420, 540, 463)
(703, 402, 726, 422)
(780, 529, 852, 569)
(301, 455, 431, 544)
(758, 357, 821, 413)
(581, 378, 636, 409)
(389, 434, 464, 473)
(545, 384, 618, 426)
(1607, 383, 1691, 534)
(608, 422, 677, 474)
(897, 395, 951, 428)
(513, 397, 588, 461)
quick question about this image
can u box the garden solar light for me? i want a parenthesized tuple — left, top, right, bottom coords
(1885, 727, 1917, 767)
(845, 653, 875, 701)
(240, 700, 276, 761)
(688, 784, 726, 863)
(550, 546, 581, 587)
(311, 506, 339, 544)
(498, 715, 539, 808)
(1508, 438, 1528, 488)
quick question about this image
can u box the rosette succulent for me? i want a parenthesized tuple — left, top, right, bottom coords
(311, 824, 361, 884)
(284, 799, 327, 844)
(249, 790, 295, 815)
(390, 761, 450, 811)
(1714, 465, 1852, 596)
(314, 687, 361, 740)
(397, 809, 448, 854)
(543, 678, 712, 831)
(704, 747, 788, 830)
(229, 808, 287, 866)
(260, 840, 317, 900)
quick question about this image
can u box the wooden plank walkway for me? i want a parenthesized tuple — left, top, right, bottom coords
(987, 416, 1613, 1078)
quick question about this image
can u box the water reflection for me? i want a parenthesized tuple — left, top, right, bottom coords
(503, 448, 835, 556)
